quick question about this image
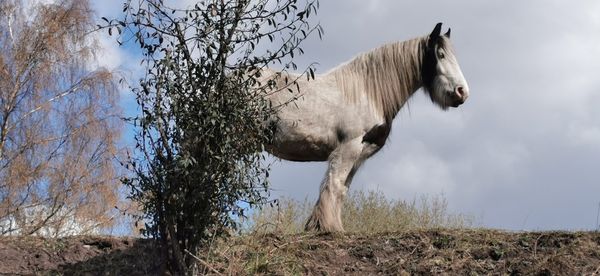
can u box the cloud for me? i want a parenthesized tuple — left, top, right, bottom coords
(93, 35, 123, 70)
(568, 123, 600, 150)
(361, 139, 456, 196)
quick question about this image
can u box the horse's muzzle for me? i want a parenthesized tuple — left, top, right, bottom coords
(450, 86, 468, 107)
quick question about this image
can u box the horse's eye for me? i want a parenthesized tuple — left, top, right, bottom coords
(438, 51, 445, 59)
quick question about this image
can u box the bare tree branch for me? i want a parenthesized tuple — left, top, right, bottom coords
(0, 0, 125, 237)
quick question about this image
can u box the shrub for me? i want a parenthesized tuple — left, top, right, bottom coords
(107, 0, 322, 273)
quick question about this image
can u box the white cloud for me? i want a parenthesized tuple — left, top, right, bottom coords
(568, 123, 600, 150)
(363, 140, 455, 196)
(93, 34, 123, 70)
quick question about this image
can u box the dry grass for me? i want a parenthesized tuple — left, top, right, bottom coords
(6, 191, 599, 275)
(1, 228, 599, 275)
(194, 229, 600, 275)
(246, 190, 474, 234)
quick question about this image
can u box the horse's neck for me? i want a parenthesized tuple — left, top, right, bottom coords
(329, 37, 426, 121)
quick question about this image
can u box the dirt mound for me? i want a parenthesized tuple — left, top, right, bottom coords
(0, 235, 159, 275)
(1, 229, 599, 275)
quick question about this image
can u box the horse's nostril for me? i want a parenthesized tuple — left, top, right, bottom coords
(456, 86, 465, 97)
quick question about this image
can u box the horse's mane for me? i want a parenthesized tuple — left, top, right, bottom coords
(331, 36, 428, 121)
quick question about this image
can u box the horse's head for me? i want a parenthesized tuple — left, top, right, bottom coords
(422, 23, 469, 109)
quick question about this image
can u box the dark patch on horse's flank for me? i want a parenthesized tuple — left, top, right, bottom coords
(362, 124, 390, 147)
(336, 127, 347, 143)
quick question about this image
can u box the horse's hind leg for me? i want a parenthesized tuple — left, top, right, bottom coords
(305, 138, 376, 232)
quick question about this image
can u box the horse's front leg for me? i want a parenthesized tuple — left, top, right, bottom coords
(305, 138, 366, 232)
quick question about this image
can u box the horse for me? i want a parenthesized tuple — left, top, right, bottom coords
(264, 23, 469, 232)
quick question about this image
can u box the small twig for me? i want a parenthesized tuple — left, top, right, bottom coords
(266, 232, 319, 255)
(253, 222, 278, 233)
(184, 249, 223, 276)
(267, 238, 306, 255)
(595, 202, 600, 231)
(409, 244, 419, 256)
(319, 240, 334, 248)
(533, 234, 545, 258)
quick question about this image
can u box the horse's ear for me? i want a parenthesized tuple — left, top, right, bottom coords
(429, 23, 443, 47)
(444, 28, 451, 38)
(430, 23, 442, 39)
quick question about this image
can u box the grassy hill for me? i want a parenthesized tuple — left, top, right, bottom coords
(1, 229, 599, 275)
(1, 192, 598, 274)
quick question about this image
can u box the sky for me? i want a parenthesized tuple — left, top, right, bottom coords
(91, 0, 600, 231)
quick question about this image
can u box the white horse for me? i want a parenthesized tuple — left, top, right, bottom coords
(264, 23, 469, 232)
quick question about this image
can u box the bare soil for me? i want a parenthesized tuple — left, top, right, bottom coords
(1, 229, 599, 275)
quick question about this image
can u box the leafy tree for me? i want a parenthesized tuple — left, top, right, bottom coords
(0, 0, 123, 236)
(107, 0, 321, 273)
